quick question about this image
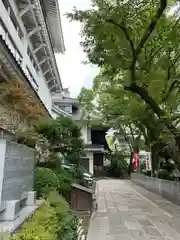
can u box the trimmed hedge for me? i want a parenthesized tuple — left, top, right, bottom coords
(54, 168, 73, 201)
(11, 192, 78, 240)
(35, 167, 59, 198)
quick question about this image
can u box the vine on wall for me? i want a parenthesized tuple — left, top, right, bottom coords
(0, 80, 46, 132)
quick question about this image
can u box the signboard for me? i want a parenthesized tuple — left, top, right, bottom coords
(2, 140, 35, 201)
(134, 152, 139, 169)
(145, 152, 152, 171)
(105, 135, 114, 151)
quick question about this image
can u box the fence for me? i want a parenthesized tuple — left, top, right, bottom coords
(131, 173, 180, 205)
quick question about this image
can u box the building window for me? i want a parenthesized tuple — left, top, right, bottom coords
(9, 6, 24, 39)
(65, 106, 72, 114)
(26, 68, 39, 91)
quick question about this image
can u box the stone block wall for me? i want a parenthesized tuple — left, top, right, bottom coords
(131, 173, 180, 205)
(0, 139, 36, 220)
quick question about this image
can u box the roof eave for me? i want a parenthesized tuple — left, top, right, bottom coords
(56, 0, 65, 54)
(41, 0, 65, 54)
(52, 105, 71, 117)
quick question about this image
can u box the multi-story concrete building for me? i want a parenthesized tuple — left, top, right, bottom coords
(52, 89, 109, 176)
(0, 0, 65, 125)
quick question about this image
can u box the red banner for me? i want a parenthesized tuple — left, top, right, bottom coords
(134, 152, 139, 169)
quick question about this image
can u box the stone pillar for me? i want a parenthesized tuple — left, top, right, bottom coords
(24, 191, 37, 206)
(88, 152, 94, 175)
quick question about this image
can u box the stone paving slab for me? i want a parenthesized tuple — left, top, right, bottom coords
(87, 180, 180, 240)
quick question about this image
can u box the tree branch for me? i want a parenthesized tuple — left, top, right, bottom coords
(162, 80, 180, 103)
(125, 83, 165, 117)
(107, 19, 135, 55)
(135, 0, 167, 56)
(162, 53, 180, 102)
(119, 125, 133, 151)
(128, 0, 167, 84)
(129, 123, 135, 142)
(124, 83, 178, 136)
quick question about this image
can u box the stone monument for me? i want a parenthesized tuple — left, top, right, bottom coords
(0, 139, 36, 220)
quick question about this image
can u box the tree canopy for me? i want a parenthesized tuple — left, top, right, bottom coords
(68, 0, 180, 170)
(67, 0, 180, 133)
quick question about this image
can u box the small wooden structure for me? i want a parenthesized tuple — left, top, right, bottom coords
(70, 183, 94, 211)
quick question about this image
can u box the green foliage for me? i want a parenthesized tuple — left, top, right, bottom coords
(35, 163, 87, 201)
(48, 192, 78, 240)
(161, 161, 176, 173)
(157, 169, 175, 181)
(78, 87, 95, 120)
(53, 168, 73, 201)
(15, 130, 40, 148)
(73, 168, 88, 187)
(65, 151, 84, 166)
(106, 151, 128, 178)
(11, 192, 78, 240)
(33, 116, 84, 163)
(68, 0, 180, 164)
(11, 202, 58, 240)
(35, 167, 59, 198)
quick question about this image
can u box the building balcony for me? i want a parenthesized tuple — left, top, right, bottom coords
(0, 0, 53, 113)
(84, 144, 107, 153)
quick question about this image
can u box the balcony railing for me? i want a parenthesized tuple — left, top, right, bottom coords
(0, 20, 39, 91)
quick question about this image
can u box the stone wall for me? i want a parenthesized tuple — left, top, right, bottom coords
(0, 105, 27, 133)
(131, 173, 180, 205)
(0, 139, 36, 220)
(0, 127, 14, 140)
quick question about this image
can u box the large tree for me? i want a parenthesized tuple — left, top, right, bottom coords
(78, 87, 94, 121)
(67, 0, 180, 152)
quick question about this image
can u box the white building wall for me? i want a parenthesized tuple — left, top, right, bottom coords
(86, 152, 94, 175)
(81, 125, 88, 143)
(51, 111, 59, 119)
(80, 124, 92, 144)
(0, 0, 52, 113)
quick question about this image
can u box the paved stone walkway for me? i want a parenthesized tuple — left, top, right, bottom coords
(87, 179, 180, 240)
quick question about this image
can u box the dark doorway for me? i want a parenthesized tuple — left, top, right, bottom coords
(79, 157, 89, 172)
(94, 153, 105, 177)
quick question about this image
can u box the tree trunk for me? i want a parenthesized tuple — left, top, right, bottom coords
(128, 151, 134, 176)
(151, 144, 160, 176)
(125, 83, 180, 146)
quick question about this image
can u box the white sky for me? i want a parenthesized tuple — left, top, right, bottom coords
(56, 0, 99, 97)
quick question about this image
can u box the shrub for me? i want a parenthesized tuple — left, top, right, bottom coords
(73, 168, 87, 187)
(106, 152, 128, 178)
(157, 169, 176, 181)
(11, 192, 78, 240)
(48, 192, 78, 240)
(35, 167, 59, 198)
(33, 117, 84, 156)
(54, 168, 73, 201)
(11, 202, 58, 240)
(145, 170, 152, 177)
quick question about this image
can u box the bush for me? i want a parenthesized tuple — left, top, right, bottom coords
(73, 168, 87, 187)
(54, 168, 73, 201)
(11, 202, 58, 240)
(157, 169, 176, 181)
(15, 130, 40, 148)
(48, 192, 78, 240)
(106, 152, 128, 178)
(145, 170, 152, 177)
(37, 153, 64, 169)
(33, 117, 84, 156)
(11, 192, 78, 240)
(37, 160, 57, 169)
(35, 167, 59, 198)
